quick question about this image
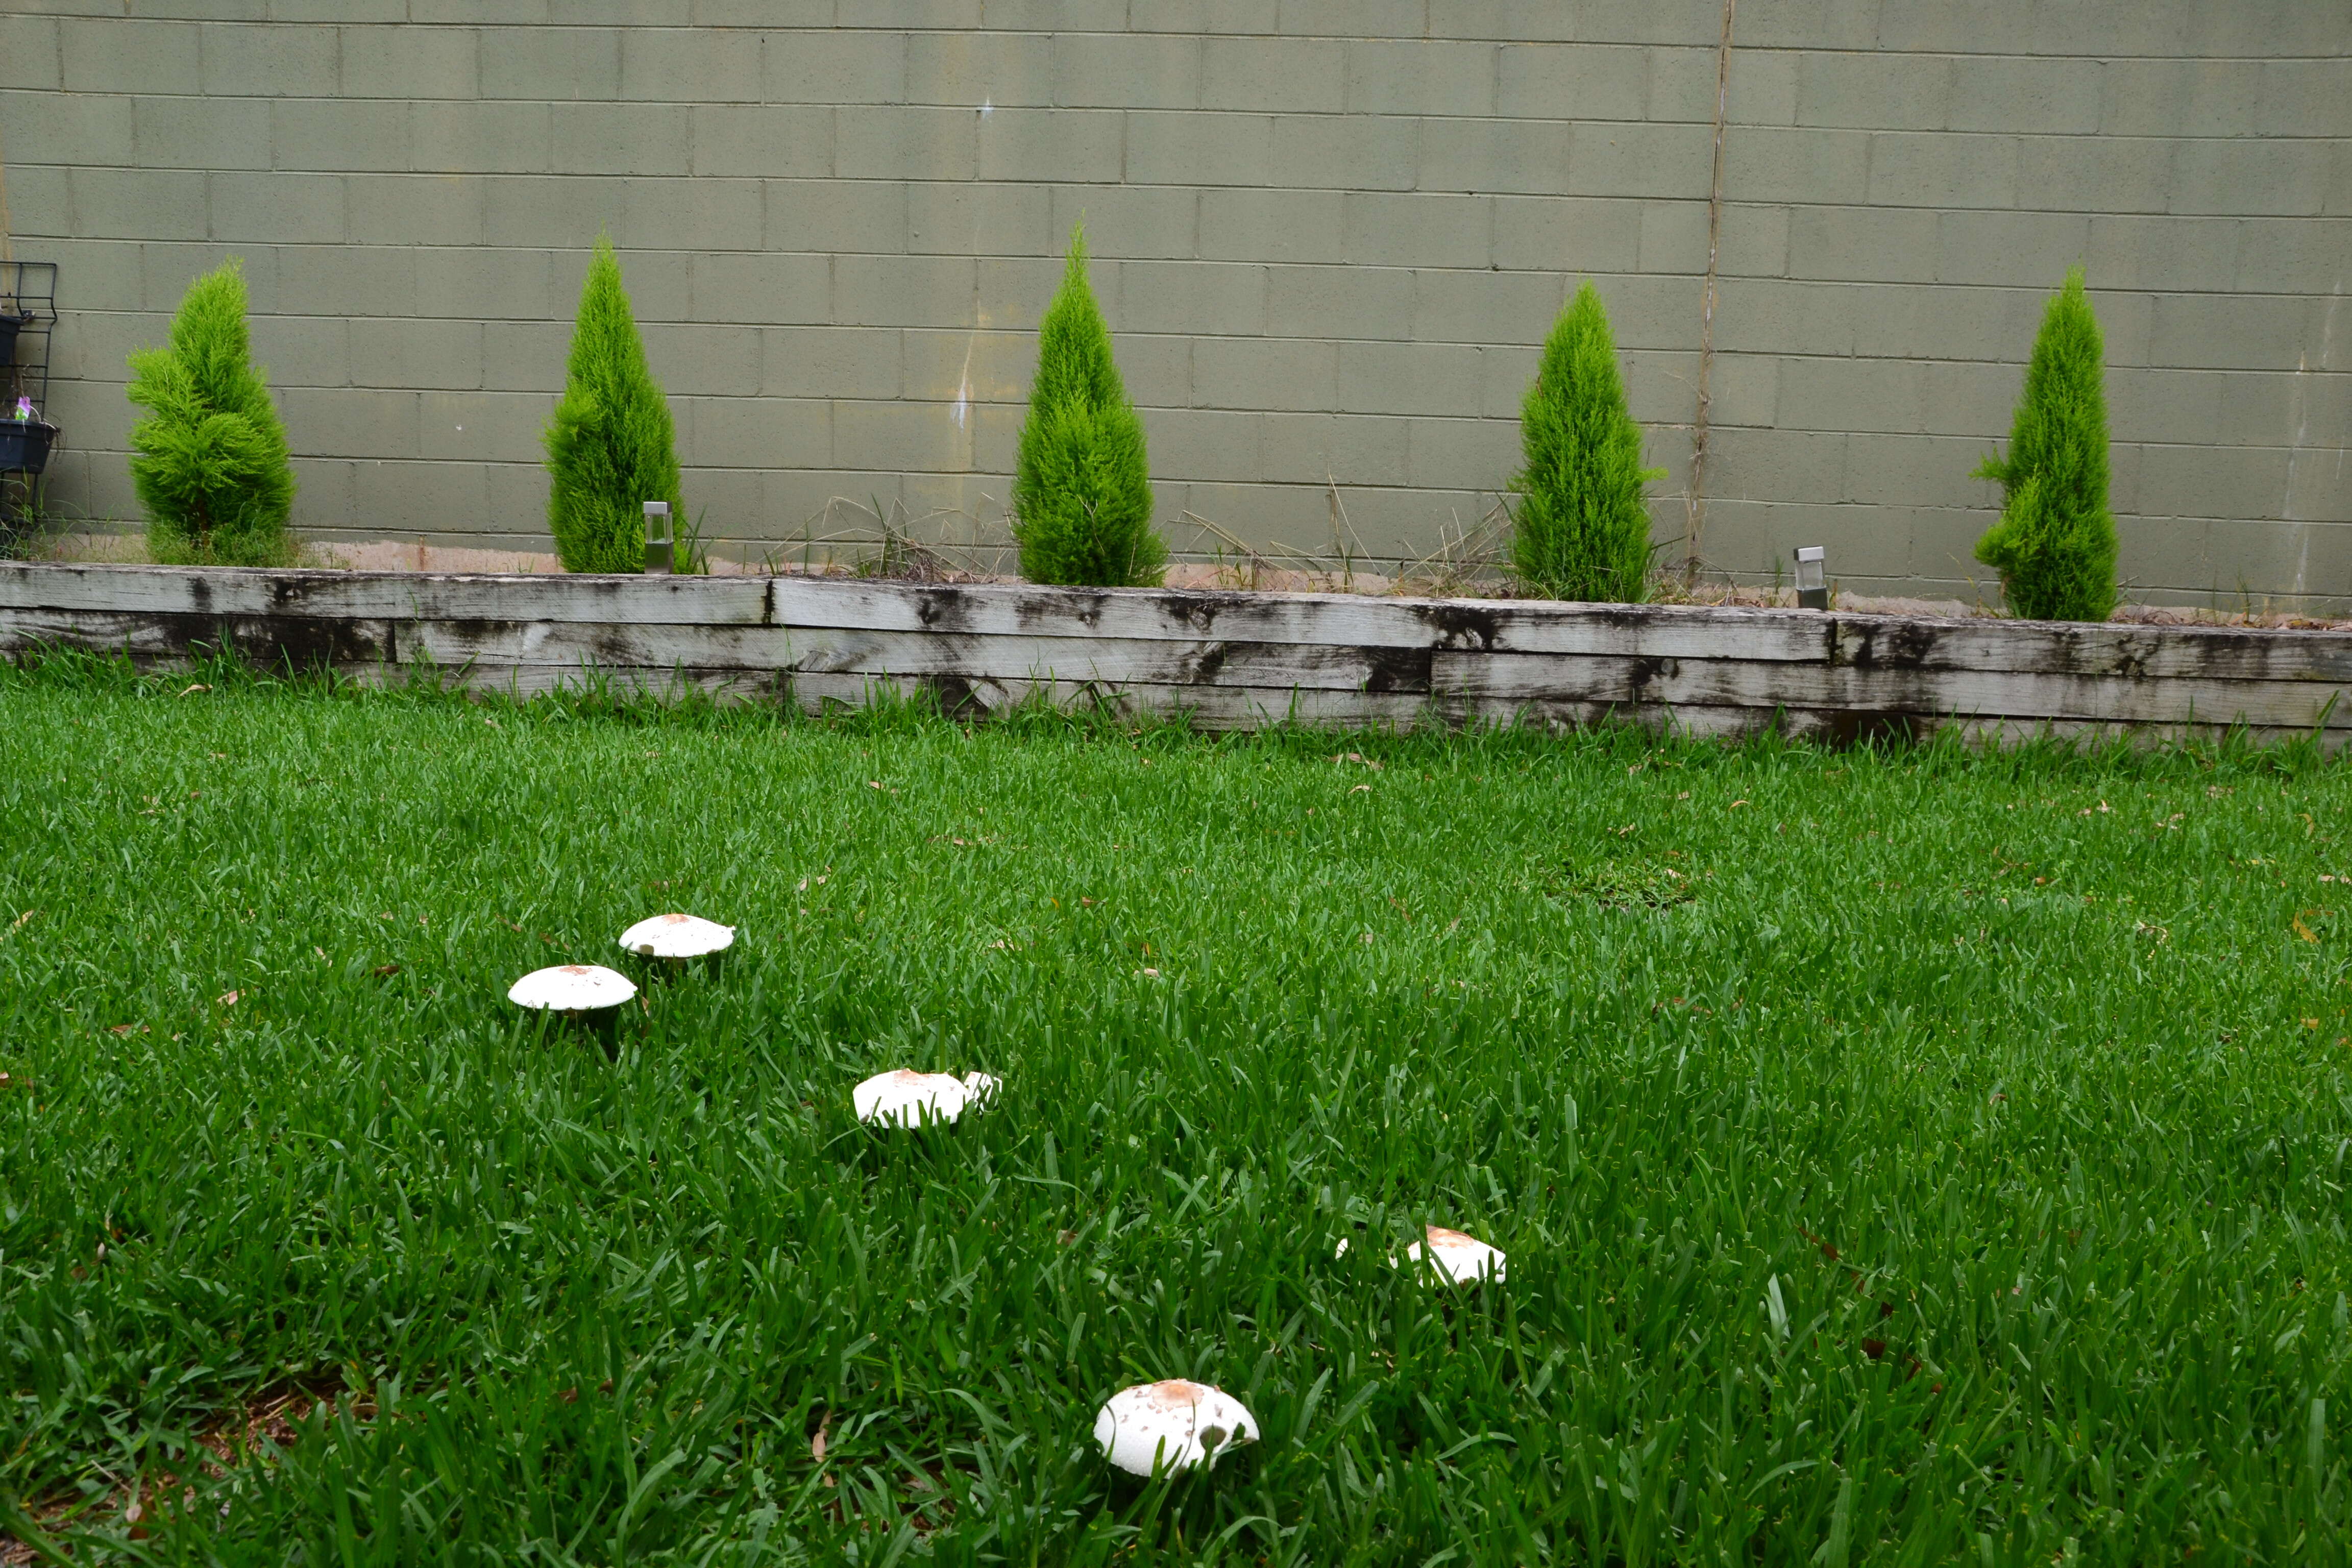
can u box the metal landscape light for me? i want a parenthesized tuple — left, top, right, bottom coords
(1794, 545, 1829, 610)
(644, 501, 673, 575)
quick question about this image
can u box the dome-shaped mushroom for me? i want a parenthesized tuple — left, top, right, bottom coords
(853, 1069, 997, 1128)
(1093, 1381, 1258, 1476)
(508, 964, 637, 1015)
(1406, 1225, 1506, 1283)
(617, 912, 735, 962)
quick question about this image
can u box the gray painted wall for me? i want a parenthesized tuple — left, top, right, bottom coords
(3, 3, 2347, 605)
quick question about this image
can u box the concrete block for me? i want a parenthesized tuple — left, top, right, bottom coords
(673, 465, 764, 536)
(642, 323, 762, 396)
(2147, 292, 2325, 373)
(141, 243, 278, 315)
(280, 386, 421, 459)
(1570, 120, 1715, 199)
(246, 313, 348, 389)
(901, 327, 1025, 403)
(1725, 0, 1880, 50)
(339, 23, 475, 99)
(1702, 349, 1781, 428)
(2332, 142, 2352, 220)
(1259, 411, 1412, 488)
(837, 0, 982, 27)
(4, 88, 129, 167)
(1621, 347, 1699, 426)
(348, 318, 483, 391)
(2168, 141, 2332, 218)
(1125, 111, 1273, 187)
(1704, 425, 1846, 502)
(1282, 0, 1423, 36)
(1333, 340, 1480, 418)
(1849, 281, 2047, 362)
(2097, 288, 2155, 369)
(834, 254, 977, 327)
(481, 457, 551, 539)
(766, 179, 906, 254)
(1934, 209, 2092, 288)
(1116, 334, 1196, 408)
(271, 100, 413, 175)
(2257, 59, 2352, 138)
(481, 321, 571, 393)
(414, 249, 553, 322)
(348, 173, 483, 247)
(1717, 205, 1792, 278)
(623, 177, 763, 251)
(1177, 479, 1337, 555)
(1497, 43, 1648, 123)
(1195, 336, 1338, 412)
(906, 29, 1053, 107)
(549, 103, 692, 177)
(1340, 191, 1490, 270)
(1775, 355, 1925, 434)
(1202, 35, 1343, 114)
(974, 256, 1074, 326)
(62, 167, 198, 243)
(2082, 214, 2241, 292)
(1403, 413, 1517, 491)
(687, 394, 831, 468)
(1265, 263, 1414, 341)
(1721, 125, 1868, 203)
(354, 458, 491, 538)
(1710, 277, 1857, 356)
(836, 106, 977, 181)
(1597, 273, 1700, 350)
(480, 26, 622, 101)
(416, 390, 549, 464)
(1784, 204, 1937, 283)
(2014, 135, 2173, 214)
(833, 400, 971, 474)
(1867, 131, 2019, 209)
(1919, 359, 2022, 438)
(683, 251, 830, 327)
(289, 458, 357, 534)
(1637, 199, 1709, 272)
(691, 0, 832, 22)
(18, 237, 138, 318)
(2097, 58, 2260, 138)
(60, 18, 200, 94)
(622, 27, 762, 102)
(1421, 118, 1575, 196)
(2106, 366, 2230, 448)
(1948, 55, 2101, 134)
(1146, 407, 1265, 483)
(977, 108, 1124, 184)
(1841, 432, 1988, 508)
(2235, 218, 2352, 295)
(477, 176, 621, 250)
(1202, 188, 1346, 264)
(412, 102, 553, 175)
(1489, 194, 1642, 272)
(1344, 39, 1495, 117)
(1412, 266, 1565, 345)
(691, 105, 833, 178)
(1424, 1, 1578, 43)
(0, 16, 61, 92)
(763, 325, 902, 400)
(200, 22, 338, 96)
(767, 29, 906, 104)
(554, 243, 691, 322)
(1050, 183, 1198, 259)
(1052, 34, 1201, 110)
(1794, 50, 1950, 132)
(1644, 45, 1724, 124)
(2136, 441, 2292, 524)
(1725, 49, 1801, 129)
(1125, 0, 1276, 33)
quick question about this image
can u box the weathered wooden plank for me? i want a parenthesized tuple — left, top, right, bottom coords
(396, 621, 1436, 693)
(1833, 614, 2352, 682)
(1441, 652, 2352, 729)
(768, 576, 1834, 659)
(0, 563, 769, 625)
(0, 607, 393, 666)
(782, 671, 1445, 729)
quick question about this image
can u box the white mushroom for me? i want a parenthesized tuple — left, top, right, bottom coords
(617, 912, 735, 962)
(1337, 1225, 1507, 1283)
(507, 964, 638, 1015)
(960, 1071, 1001, 1105)
(853, 1069, 992, 1128)
(1093, 1381, 1259, 1476)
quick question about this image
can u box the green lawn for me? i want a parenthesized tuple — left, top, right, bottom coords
(2, 657, 2348, 1565)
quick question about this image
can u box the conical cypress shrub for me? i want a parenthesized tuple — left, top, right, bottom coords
(125, 260, 297, 566)
(1012, 227, 1163, 587)
(1509, 282, 1662, 601)
(1973, 267, 2117, 622)
(545, 238, 684, 574)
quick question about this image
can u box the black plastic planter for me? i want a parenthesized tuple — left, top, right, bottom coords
(0, 420, 57, 475)
(0, 313, 30, 367)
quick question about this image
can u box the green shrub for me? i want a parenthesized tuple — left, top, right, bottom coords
(545, 238, 684, 575)
(125, 260, 297, 566)
(1509, 282, 1663, 602)
(1973, 267, 2117, 622)
(1012, 227, 1164, 587)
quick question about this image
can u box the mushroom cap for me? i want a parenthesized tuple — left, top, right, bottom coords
(508, 964, 638, 1013)
(853, 1069, 975, 1128)
(1405, 1225, 1507, 1283)
(617, 912, 736, 960)
(1093, 1381, 1259, 1476)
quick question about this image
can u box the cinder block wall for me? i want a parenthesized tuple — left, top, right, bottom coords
(3, 3, 2347, 605)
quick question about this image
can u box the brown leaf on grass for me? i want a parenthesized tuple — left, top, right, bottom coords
(178, 683, 210, 697)
(2294, 912, 2321, 943)
(372, 963, 402, 979)
(109, 1023, 145, 1038)
(217, 991, 240, 1008)
(811, 1412, 830, 1463)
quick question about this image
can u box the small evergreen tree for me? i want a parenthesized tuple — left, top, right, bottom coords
(1012, 227, 1163, 587)
(125, 260, 297, 566)
(1509, 282, 1662, 601)
(1973, 267, 2117, 622)
(545, 238, 684, 574)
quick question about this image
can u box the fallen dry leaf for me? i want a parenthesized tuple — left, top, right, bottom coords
(217, 991, 240, 1008)
(811, 1413, 830, 1463)
(109, 1023, 144, 1037)
(372, 963, 402, 979)
(1351, 784, 1371, 794)
(178, 683, 210, 697)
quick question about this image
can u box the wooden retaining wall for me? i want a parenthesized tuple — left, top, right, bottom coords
(5, 562, 2351, 745)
